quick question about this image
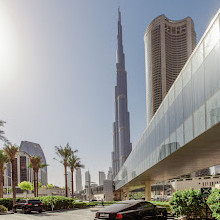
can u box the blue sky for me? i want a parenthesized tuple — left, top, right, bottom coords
(0, 0, 220, 186)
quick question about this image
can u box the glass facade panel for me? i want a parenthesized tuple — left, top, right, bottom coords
(192, 63, 205, 111)
(175, 93, 183, 128)
(206, 90, 220, 129)
(183, 81, 193, 120)
(168, 102, 176, 134)
(184, 116, 193, 144)
(169, 87, 175, 105)
(192, 43, 203, 74)
(170, 131, 177, 153)
(205, 41, 220, 99)
(176, 124, 184, 148)
(175, 75, 183, 98)
(163, 96, 169, 113)
(182, 62, 191, 88)
(194, 105, 206, 137)
(204, 18, 220, 58)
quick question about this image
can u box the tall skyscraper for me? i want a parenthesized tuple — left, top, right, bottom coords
(107, 167, 113, 181)
(99, 171, 106, 186)
(75, 168, 83, 193)
(144, 15, 196, 125)
(85, 170, 90, 188)
(112, 8, 132, 178)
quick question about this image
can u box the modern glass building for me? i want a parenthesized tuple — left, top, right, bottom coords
(115, 10, 220, 191)
(3, 151, 32, 188)
(20, 141, 48, 185)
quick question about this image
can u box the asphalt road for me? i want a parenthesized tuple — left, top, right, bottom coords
(0, 208, 97, 220)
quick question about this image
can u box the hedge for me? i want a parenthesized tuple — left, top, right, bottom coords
(169, 188, 212, 219)
(28, 196, 75, 211)
(0, 198, 23, 211)
(0, 205, 8, 213)
(206, 188, 220, 219)
(0, 197, 110, 211)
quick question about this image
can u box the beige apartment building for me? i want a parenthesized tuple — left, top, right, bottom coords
(169, 175, 220, 192)
(144, 15, 196, 125)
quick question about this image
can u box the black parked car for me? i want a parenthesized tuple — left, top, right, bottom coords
(13, 199, 43, 214)
(94, 200, 167, 220)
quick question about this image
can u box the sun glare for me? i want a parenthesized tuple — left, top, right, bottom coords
(0, 2, 19, 85)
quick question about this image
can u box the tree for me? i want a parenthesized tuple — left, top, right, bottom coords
(18, 181, 32, 198)
(4, 144, 20, 206)
(54, 143, 75, 197)
(36, 162, 47, 197)
(29, 156, 41, 197)
(47, 184, 54, 189)
(0, 120, 8, 143)
(0, 150, 9, 198)
(68, 154, 84, 199)
(18, 181, 32, 191)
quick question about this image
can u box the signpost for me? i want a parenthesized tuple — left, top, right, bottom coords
(201, 187, 212, 220)
(201, 187, 212, 200)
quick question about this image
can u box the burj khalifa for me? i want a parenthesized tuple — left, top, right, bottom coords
(112, 8, 132, 178)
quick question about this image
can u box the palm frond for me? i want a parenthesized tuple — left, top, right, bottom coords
(4, 144, 20, 161)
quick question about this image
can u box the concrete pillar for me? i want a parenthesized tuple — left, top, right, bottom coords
(124, 188, 129, 200)
(145, 181, 151, 201)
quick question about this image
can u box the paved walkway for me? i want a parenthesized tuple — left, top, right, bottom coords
(0, 208, 96, 220)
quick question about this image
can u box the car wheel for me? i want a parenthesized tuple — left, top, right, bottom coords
(22, 208, 26, 214)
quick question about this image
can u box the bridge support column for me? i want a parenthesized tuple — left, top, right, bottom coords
(145, 181, 151, 201)
(124, 188, 130, 200)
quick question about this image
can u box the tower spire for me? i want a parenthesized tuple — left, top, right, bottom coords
(116, 7, 124, 68)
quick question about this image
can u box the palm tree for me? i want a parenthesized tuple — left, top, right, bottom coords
(68, 154, 84, 199)
(4, 144, 20, 206)
(0, 150, 9, 198)
(36, 162, 48, 197)
(29, 156, 41, 197)
(54, 143, 75, 197)
(0, 120, 8, 143)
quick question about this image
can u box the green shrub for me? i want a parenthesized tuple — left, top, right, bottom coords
(0, 205, 8, 212)
(18, 181, 33, 191)
(206, 188, 220, 219)
(103, 201, 117, 205)
(74, 202, 87, 208)
(169, 188, 206, 218)
(0, 198, 23, 210)
(28, 196, 75, 211)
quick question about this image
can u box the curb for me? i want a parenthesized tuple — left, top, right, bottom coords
(0, 211, 14, 215)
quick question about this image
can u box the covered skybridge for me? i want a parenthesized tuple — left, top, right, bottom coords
(114, 10, 220, 200)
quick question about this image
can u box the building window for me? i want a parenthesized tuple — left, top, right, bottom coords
(20, 156, 27, 182)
